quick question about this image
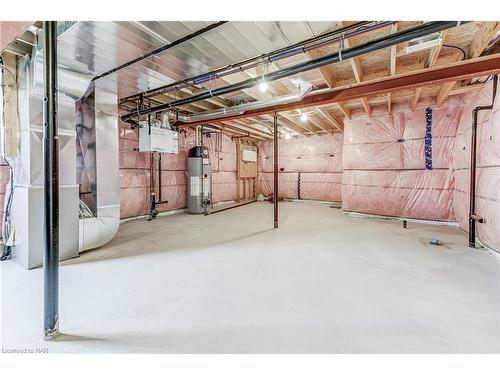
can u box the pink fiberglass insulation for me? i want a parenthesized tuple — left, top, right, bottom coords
(342, 97, 464, 221)
(257, 133, 343, 202)
(453, 78, 500, 251)
(119, 123, 239, 219)
(201, 130, 238, 204)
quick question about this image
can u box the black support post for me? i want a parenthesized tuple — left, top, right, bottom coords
(43, 21, 60, 340)
(273, 113, 278, 229)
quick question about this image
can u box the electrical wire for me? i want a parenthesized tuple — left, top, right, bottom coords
(442, 44, 466, 61)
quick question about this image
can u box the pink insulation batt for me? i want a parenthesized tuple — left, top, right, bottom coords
(453, 78, 500, 251)
(258, 133, 343, 202)
(342, 97, 464, 221)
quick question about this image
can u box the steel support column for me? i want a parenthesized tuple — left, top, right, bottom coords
(43, 21, 60, 340)
(273, 113, 278, 229)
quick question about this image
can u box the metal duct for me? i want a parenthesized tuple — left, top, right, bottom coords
(9, 53, 80, 269)
(77, 84, 120, 252)
(175, 81, 313, 123)
(3, 29, 121, 268)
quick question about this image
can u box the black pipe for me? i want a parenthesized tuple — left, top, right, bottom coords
(92, 21, 228, 82)
(469, 75, 498, 248)
(43, 21, 60, 340)
(120, 21, 372, 103)
(274, 113, 279, 229)
(122, 21, 465, 122)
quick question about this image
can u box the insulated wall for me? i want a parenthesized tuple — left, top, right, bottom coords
(258, 133, 343, 202)
(119, 124, 238, 219)
(342, 98, 463, 221)
(453, 78, 500, 251)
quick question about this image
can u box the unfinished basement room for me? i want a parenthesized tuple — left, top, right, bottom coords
(1, 9, 500, 360)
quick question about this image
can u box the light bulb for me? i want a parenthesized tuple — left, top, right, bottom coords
(258, 81, 268, 92)
(285, 133, 291, 140)
(300, 113, 308, 122)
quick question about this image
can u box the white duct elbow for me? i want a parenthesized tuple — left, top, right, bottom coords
(79, 205, 120, 251)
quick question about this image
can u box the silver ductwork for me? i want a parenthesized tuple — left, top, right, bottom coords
(77, 83, 120, 252)
(2, 31, 121, 268)
(9, 54, 81, 268)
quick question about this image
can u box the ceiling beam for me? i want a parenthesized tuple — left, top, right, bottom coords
(435, 21, 499, 105)
(176, 54, 500, 126)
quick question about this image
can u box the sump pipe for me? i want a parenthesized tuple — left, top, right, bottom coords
(122, 21, 466, 122)
(469, 74, 498, 248)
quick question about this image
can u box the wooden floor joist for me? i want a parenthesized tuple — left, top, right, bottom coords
(177, 54, 500, 126)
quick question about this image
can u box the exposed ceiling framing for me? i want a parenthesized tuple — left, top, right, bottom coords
(119, 21, 499, 137)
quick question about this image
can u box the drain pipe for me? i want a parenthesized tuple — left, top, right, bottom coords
(469, 74, 498, 248)
(122, 21, 465, 121)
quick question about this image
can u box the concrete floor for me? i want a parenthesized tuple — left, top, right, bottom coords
(1, 201, 499, 353)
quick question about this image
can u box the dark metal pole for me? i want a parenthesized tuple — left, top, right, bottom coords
(468, 75, 497, 248)
(273, 113, 278, 229)
(43, 21, 60, 340)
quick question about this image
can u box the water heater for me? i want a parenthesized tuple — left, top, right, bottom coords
(187, 146, 211, 214)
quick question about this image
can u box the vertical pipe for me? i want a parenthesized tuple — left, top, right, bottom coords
(43, 21, 59, 340)
(273, 113, 278, 229)
(468, 75, 498, 248)
(469, 109, 479, 247)
(158, 153, 162, 203)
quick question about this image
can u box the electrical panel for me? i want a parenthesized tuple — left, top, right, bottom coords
(138, 126, 179, 154)
(241, 149, 257, 162)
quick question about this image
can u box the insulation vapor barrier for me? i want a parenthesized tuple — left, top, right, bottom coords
(258, 133, 343, 202)
(453, 78, 500, 252)
(119, 124, 238, 219)
(341, 97, 463, 221)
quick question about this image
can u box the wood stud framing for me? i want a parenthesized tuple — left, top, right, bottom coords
(122, 21, 500, 137)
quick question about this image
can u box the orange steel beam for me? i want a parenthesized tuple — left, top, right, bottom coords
(178, 54, 500, 126)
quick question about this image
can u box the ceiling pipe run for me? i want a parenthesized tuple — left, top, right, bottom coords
(121, 21, 467, 123)
(92, 21, 228, 82)
(173, 81, 313, 123)
(120, 21, 376, 103)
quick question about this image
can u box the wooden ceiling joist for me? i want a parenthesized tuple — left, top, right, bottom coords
(435, 21, 500, 105)
(176, 54, 500, 126)
(317, 108, 343, 133)
(412, 30, 447, 110)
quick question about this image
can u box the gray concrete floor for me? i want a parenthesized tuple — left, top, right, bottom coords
(1, 201, 499, 353)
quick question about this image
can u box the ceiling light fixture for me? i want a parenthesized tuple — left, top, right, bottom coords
(300, 113, 308, 122)
(285, 132, 292, 140)
(258, 81, 268, 92)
